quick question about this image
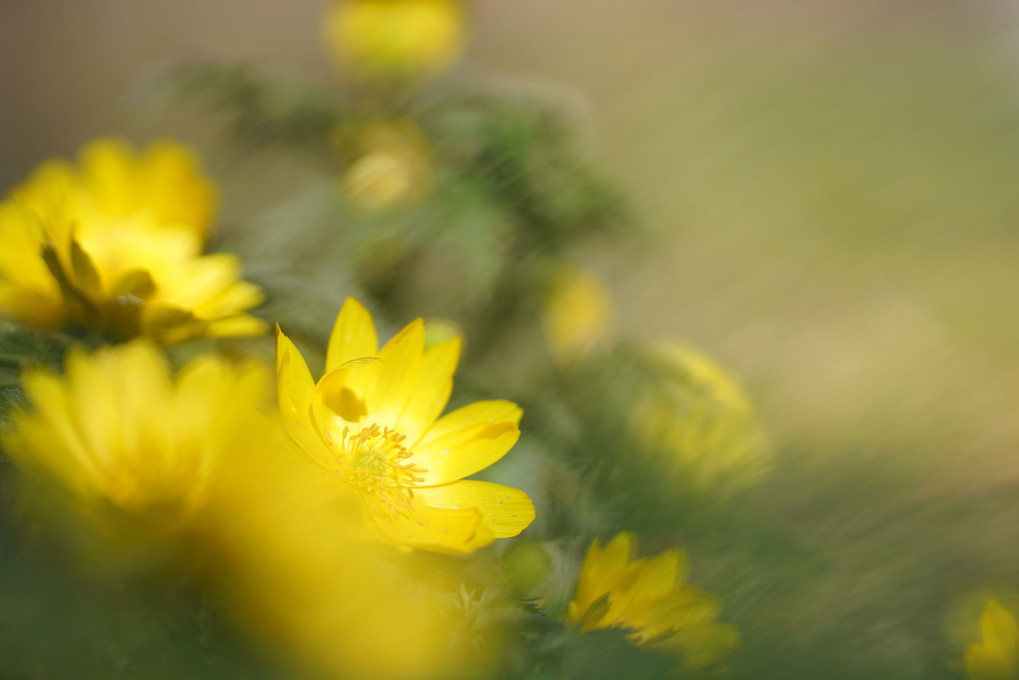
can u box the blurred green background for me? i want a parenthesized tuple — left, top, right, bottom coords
(3, 1, 1019, 673)
(4, 0, 1018, 466)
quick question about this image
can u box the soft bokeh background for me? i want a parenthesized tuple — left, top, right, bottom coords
(4, 2, 1019, 672)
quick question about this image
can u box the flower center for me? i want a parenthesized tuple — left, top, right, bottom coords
(332, 423, 424, 516)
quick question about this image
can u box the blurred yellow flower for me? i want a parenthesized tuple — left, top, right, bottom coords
(541, 264, 612, 365)
(275, 297, 534, 553)
(323, 0, 466, 82)
(966, 599, 1019, 680)
(1, 341, 271, 538)
(633, 342, 769, 494)
(340, 121, 433, 210)
(567, 532, 739, 670)
(0, 138, 265, 343)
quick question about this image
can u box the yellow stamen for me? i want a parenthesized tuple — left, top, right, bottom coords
(331, 423, 425, 516)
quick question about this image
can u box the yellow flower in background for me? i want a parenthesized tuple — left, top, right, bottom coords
(965, 600, 1019, 679)
(567, 532, 739, 671)
(541, 264, 612, 365)
(14, 137, 217, 238)
(1, 341, 271, 537)
(0, 138, 265, 343)
(275, 297, 534, 553)
(339, 121, 433, 210)
(633, 342, 769, 494)
(323, 0, 466, 82)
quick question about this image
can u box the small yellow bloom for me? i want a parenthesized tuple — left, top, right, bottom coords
(541, 264, 612, 365)
(275, 297, 534, 553)
(966, 600, 1019, 679)
(633, 342, 769, 494)
(1, 341, 271, 537)
(339, 121, 432, 210)
(0, 138, 265, 343)
(567, 532, 739, 670)
(323, 0, 466, 82)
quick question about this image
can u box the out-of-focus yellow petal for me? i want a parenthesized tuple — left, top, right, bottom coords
(965, 600, 1019, 680)
(325, 297, 379, 372)
(571, 532, 637, 622)
(982, 601, 1019, 658)
(8, 367, 106, 506)
(3, 341, 272, 541)
(415, 479, 534, 538)
(605, 551, 684, 626)
(204, 314, 270, 338)
(414, 421, 520, 486)
(78, 138, 137, 219)
(966, 644, 1016, 680)
(140, 139, 218, 236)
(567, 532, 738, 670)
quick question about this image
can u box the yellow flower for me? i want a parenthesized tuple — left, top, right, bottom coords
(0, 138, 265, 343)
(541, 264, 612, 365)
(339, 121, 433, 210)
(567, 532, 739, 670)
(633, 342, 769, 494)
(323, 0, 466, 82)
(1, 341, 270, 537)
(275, 297, 535, 553)
(966, 600, 1019, 679)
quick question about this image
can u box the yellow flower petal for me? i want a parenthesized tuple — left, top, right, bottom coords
(393, 336, 460, 446)
(606, 551, 684, 626)
(9, 367, 106, 504)
(79, 138, 137, 218)
(572, 532, 637, 622)
(416, 399, 522, 448)
(204, 314, 270, 338)
(415, 479, 534, 539)
(370, 503, 482, 554)
(276, 325, 334, 469)
(311, 358, 380, 438)
(413, 420, 520, 487)
(325, 297, 379, 372)
(366, 317, 424, 428)
(140, 139, 218, 236)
